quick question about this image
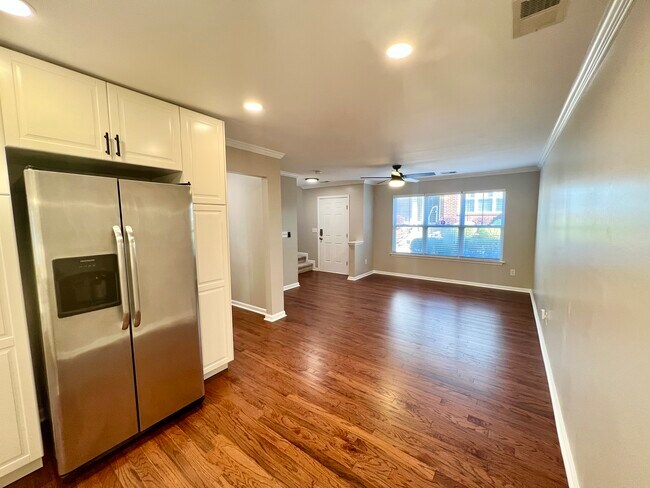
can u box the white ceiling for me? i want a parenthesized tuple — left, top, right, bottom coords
(0, 0, 608, 184)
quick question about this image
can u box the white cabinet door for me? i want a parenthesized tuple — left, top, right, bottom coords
(193, 204, 233, 378)
(0, 48, 111, 160)
(0, 196, 42, 481)
(0, 349, 24, 472)
(197, 287, 231, 373)
(107, 84, 182, 171)
(180, 109, 226, 205)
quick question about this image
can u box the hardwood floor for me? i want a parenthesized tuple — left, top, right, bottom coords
(10, 271, 567, 487)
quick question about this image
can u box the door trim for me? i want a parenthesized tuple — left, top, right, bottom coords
(316, 195, 350, 274)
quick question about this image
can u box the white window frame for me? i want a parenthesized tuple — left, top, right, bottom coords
(465, 192, 504, 215)
(392, 190, 506, 262)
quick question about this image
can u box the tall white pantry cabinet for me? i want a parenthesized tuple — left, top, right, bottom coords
(0, 47, 233, 484)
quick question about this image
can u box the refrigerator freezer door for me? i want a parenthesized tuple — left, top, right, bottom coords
(118, 180, 204, 430)
(24, 170, 138, 475)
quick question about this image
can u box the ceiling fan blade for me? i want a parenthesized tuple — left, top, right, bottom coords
(404, 171, 437, 178)
(375, 179, 390, 185)
(360, 176, 389, 179)
(404, 177, 419, 183)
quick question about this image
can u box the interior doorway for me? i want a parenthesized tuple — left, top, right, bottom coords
(317, 195, 349, 274)
(227, 173, 267, 312)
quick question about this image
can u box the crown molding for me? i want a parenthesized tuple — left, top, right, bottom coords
(297, 166, 539, 189)
(299, 180, 365, 190)
(539, 0, 635, 167)
(280, 171, 301, 178)
(424, 165, 540, 181)
(225, 138, 285, 159)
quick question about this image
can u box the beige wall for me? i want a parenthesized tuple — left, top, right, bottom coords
(373, 171, 539, 288)
(226, 147, 284, 316)
(227, 173, 266, 309)
(297, 183, 373, 276)
(533, 3, 650, 486)
(281, 176, 298, 286)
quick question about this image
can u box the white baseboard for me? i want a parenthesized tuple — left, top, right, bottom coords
(203, 362, 229, 380)
(264, 310, 287, 322)
(530, 291, 579, 488)
(372, 270, 531, 293)
(283, 282, 300, 291)
(231, 300, 266, 316)
(347, 270, 374, 281)
(232, 300, 286, 322)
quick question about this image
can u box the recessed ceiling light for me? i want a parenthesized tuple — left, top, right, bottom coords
(243, 101, 263, 112)
(386, 43, 413, 59)
(305, 177, 319, 184)
(0, 0, 33, 16)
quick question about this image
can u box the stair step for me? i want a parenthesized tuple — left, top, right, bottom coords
(298, 259, 315, 274)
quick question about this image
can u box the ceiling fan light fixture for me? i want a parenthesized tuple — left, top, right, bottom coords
(388, 174, 405, 188)
(305, 177, 319, 184)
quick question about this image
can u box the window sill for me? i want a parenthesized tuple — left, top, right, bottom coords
(389, 252, 505, 266)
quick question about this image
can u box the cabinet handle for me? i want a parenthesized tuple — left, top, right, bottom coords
(104, 132, 111, 155)
(115, 134, 122, 157)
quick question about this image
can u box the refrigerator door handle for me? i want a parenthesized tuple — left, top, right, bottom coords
(112, 225, 131, 330)
(124, 225, 142, 327)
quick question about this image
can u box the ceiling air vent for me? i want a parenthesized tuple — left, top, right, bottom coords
(513, 0, 569, 38)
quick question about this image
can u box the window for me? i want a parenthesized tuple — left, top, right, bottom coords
(392, 190, 505, 260)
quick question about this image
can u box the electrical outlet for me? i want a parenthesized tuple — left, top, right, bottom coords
(509, 268, 516, 276)
(312, 228, 318, 233)
(364, 259, 368, 265)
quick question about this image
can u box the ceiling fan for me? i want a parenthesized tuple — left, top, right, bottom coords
(360, 165, 437, 187)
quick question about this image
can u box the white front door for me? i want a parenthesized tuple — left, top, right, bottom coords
(318, 196, 349, 274)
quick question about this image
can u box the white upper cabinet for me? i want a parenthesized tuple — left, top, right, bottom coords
(107, 84, 182, 171)
(0, 49, 184, 171)
(0, 48, 112, 160)
(180, 109, 226, 204)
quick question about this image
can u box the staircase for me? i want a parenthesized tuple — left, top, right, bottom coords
(298, 252, 315, 274)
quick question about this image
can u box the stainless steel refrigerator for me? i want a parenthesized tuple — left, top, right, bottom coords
(24, 169, 204, 475)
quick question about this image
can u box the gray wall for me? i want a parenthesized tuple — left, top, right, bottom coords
(227, 173, 267, 309)
(298, 184, 372, 276)
(372, 171, 539, 288)
(226, 147, 285, 316)
(355, 184, 374, 276)
(533, 3, 650, 486)
(281, 176, 298, 286)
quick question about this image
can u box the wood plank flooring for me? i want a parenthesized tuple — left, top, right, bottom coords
(10, 271, 567, 487)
